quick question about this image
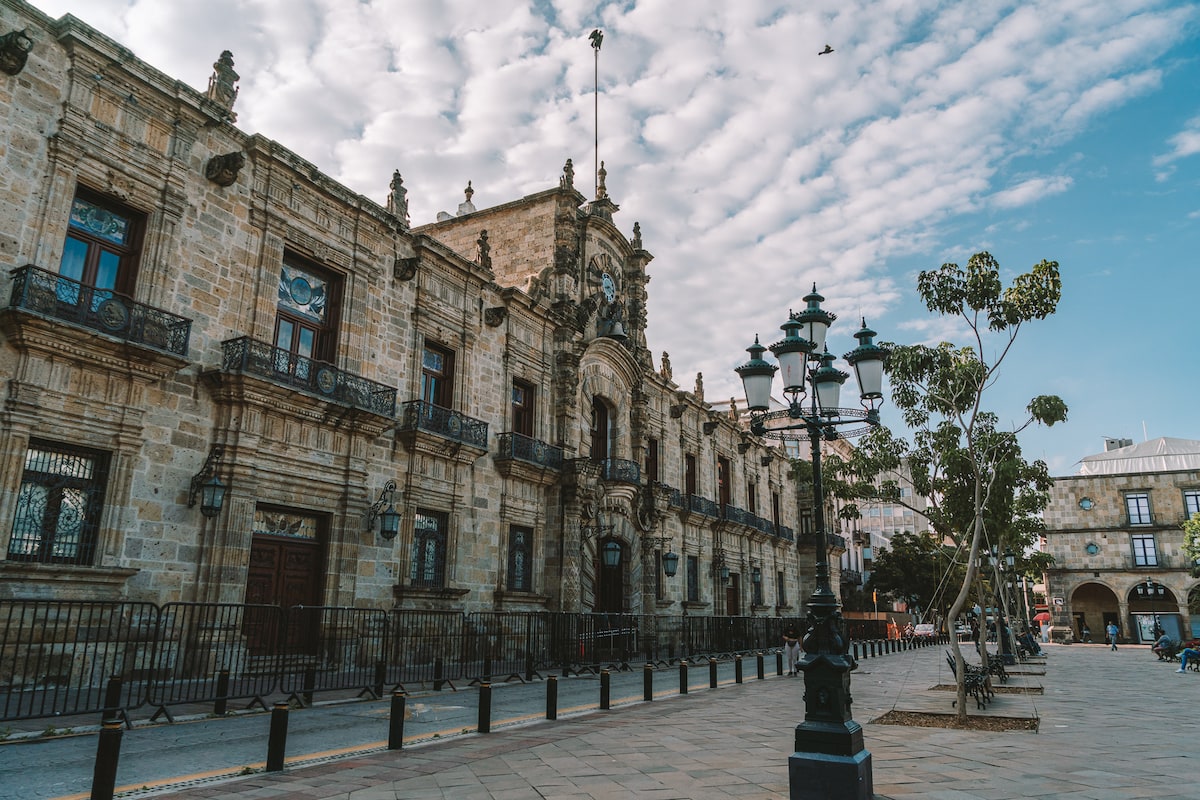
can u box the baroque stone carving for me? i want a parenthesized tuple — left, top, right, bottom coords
(205, 151, 245, 187)
(484, 306, 507, 327)
(386, 170, 409, 226)
(205, 50, 239, 120)
(0, 28, 34, 76)
(394, 256, 418, 281)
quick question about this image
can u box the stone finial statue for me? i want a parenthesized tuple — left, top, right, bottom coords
(457, 180, 476, 216)
(660, 351, 673, 381)
(561, 158, 575, 190)
(206, 50, 240, 118)
(694, 372, 704, 402)
(729, 397, 739, 421)
(596, 161, 608, 200)
(476, 229, 491, 269)
(632, 221, 642, 250)
(464, 181, 474, 203)
(386, 170, 409, 225)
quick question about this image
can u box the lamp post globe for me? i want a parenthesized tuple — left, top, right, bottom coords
(734, 287, 886, 800)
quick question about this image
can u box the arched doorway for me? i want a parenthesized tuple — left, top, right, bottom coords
(594, 538, 625, 612)
(1069, 582, 1119, 643)
(1127, 582, 1182, 642)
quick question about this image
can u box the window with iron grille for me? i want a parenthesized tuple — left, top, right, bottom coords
(8, 441, 110, 565)
(686, 555, 699, 602)
(1125, 492, 1152, 525)
(411, 509, 448, 588)
(684, 453, 697, 496)
(1131, 534, 1158, 567)
(507, 525, 533, 592)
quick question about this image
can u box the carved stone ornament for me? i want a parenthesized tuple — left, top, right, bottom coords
(205, 151, 245, 187)
(0, 28, 33, 76)
(484, 306, 507, 327)
(703, 420, 719, 435)
(206, 50, 239, 119)
(394, 256, 418, 281)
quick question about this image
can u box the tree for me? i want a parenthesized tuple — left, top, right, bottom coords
(839, 253, 1067, 720)
(864, 531, 960, 620)
(1184, 513, 1200, 578)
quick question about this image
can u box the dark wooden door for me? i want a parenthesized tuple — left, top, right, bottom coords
(726, 573, 741, 616)
(246, 535, 323, 654)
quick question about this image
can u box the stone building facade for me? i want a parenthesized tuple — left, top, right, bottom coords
(0, 0, 810, 618)
(1042, 438, 1200, 642)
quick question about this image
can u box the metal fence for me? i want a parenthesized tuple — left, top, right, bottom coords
(2, 600, 911, 724)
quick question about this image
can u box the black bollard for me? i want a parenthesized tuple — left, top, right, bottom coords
(756, 652, 765, 680)
(600, 669, 611, 710)
(776, 650, 784, 676)
(434, 657, 445, 691)
(388, 691, 406, 750)
(546, 675, 558, 720)
(735, 655, 743, 684)
(90, 720, 123, 800)
(708, 658, 718, 689)
(302, 667, 316, 707)
(374, 660, 386, 699)
(101, 675, 124, 726)
(679, 661, 688, 695)
(266, 702, 289, 772)
(478, 682, 492, 733)
(644, 663, 654, 702)
(214, 669, 230, 716)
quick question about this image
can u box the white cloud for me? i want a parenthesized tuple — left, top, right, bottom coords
(990, 175, 1074, 209)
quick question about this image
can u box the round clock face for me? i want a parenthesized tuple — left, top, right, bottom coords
(601, 272, 616, 302)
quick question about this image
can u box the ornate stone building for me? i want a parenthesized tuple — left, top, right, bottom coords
(1042, 438, 1200, 643)
(0, 0, 807, 618)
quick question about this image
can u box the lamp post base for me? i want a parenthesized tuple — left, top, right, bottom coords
(788, 748, 873, 800)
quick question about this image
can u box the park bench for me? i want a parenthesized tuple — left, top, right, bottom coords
(945, 651, 993, 710)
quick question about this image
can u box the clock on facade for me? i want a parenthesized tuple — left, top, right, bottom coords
(601, 272, 616, 302)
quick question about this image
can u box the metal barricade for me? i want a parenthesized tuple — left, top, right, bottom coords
(465, 612, 549, 682)
(276, 606, 389, 702)
(388, 610, 466, 688)
(0, 600, 158, 721)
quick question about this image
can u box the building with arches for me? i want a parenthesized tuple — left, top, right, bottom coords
(1042, 438, 1200, 643)
(0, 0, 810, 620)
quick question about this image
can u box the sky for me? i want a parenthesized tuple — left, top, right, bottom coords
(35, 0, 1200, 476)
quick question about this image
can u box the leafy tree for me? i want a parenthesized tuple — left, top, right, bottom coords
(1184, 513, 1200, 578)
(839, 253, 1067, 719)
(864, 531, 959, 620)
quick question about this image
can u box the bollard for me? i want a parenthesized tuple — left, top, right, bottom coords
(434, 657, 445, 691)
(214, 669, 230, 716)
(735, 655, 743, 684)
(708, 658, 718, 689)
(388, 691, 406, 750)
(478, 682, 492, 733)
(679, 661, 688, 695)
(374, 660, 387, 699)
(302, 667, 316, 706)
(266, 702, 289, 772)
(600, 670, 611, 710)
(101, 675, 124, 726)
(776, 650, 784, 676)
(546, 675, 558, 720)
(644, 663, 654, 702)
(90, 720, 123, 800)
(756, 652, 765, 680)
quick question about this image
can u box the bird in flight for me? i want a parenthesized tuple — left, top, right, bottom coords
(819, 44, 834, 55)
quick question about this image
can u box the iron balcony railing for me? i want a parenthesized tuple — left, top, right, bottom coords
(841, 568, 863, 585)
(398, 400, 488, 449)
(721, 504, 756, 527)
(221, 337, 397, 417)
(8, 264, 192, 356)
(667, 485, 684, 509)
(688, 494, 720, 518)
(496, 432, 564, 470)
(828, 533, 847, 551)
(600, 458, 641, 484)
(777, 525, 795, 542)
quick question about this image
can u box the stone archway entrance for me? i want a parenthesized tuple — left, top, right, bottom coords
(1069, 582, 1119, 643)
(1127, 583, 1182, 642)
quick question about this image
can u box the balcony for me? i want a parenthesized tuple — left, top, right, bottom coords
(687, 494, 721, 518)
(221, 337, 396, 417)
(721, 504, 756, 528)
(4, 264, 191, 357)
(777, 525, 794, 542)
(840, 568, 863, 586)
(828, 533, 848, 551)
(398, 400, 488, 451)
(494, 432, 564, 483)
(600, 458, 641, 484)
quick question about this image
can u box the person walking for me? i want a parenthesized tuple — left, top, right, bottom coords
(1106, 621, 1119, 651)
(783, 625, 801, 676)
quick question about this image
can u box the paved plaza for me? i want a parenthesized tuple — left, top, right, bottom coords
(18, 641, 1200, 799)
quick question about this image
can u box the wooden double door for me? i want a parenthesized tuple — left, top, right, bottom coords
(245, 527, 324, 654)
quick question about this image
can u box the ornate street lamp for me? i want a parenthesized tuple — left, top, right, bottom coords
(735, 287, 885, 800)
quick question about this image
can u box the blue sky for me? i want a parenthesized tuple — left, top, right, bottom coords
(37, 0, 1200, 475)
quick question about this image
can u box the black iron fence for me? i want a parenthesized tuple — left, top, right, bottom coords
(1, 600, 927, 724)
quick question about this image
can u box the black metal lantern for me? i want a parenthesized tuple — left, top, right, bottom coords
(198, 475, 225, 519)
(662, 550, 680, 577)
(601, 540, 622, 568)
(751, 566, 762, 585)
(367, 480, 401, 541)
